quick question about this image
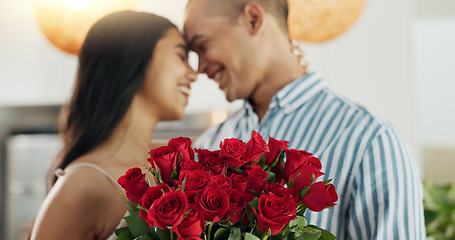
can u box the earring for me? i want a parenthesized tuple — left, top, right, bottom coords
(291, 39, 309, 73)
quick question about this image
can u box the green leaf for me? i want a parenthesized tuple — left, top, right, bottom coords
(257, 154, 266, 169)
(323, 179, 333, 185)
(136, 233, 158, 240)
(297, 226, 321, 240)
(214, 227, 231, 240)
(288, 172, 301, 189)
(236, 167, 246, 173)
(116, 231, 134, 240)
(268, 148, 284, 170)
(307, 225, 336, 240)
(244, 232, 261, 240)
(248, 197, 260, 210)
(228, 227, 242, 240)
(170, 170, 178, 187)
(114, 227, 130, 237)
(267, 171, 276, 183)
(289, 216, 308, 229)
(318, 229, 337, 240)
(126, 202, 140, 215)
(181, 178, 188, 192)
(124, 213, 151, 238)
(155, 169, 164, 184)
(310, 174, 316, 185)
(154, 226, 170, 240)
(298, 185, 310, 199)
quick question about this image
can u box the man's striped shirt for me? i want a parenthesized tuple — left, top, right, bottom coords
(194, 72, 426, 239)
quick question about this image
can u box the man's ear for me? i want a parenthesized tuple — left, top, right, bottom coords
(243, 3, 264, 35)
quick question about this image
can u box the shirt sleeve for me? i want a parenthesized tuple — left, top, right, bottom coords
(346, 127, 426, 239)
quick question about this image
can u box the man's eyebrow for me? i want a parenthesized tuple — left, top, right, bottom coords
(188, 34, 203, 50)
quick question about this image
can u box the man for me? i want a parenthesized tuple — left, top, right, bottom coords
(184, 0, 426, 239)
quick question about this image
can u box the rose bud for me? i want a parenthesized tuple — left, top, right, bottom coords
(117, 167, 149, 204)
(168, 137, 194, 162)
(148, 146, 179, 185)
(265, 136, 289, 165)
(173, 209, 204, 239)
(302, 181, 336, 212)
(245, 165, 268, 194)
(220, 138, 247, 169)
(244, 131, 269, 164)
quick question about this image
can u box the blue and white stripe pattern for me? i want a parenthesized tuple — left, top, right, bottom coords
(194, 72, 426, 239)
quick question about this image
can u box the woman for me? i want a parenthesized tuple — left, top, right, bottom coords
(31, 10, 196, 239)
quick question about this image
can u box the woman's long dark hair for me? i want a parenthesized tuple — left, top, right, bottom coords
(47, 10, 176, 190)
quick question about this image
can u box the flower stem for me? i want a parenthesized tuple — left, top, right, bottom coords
(170, 229, 175, 240)
(207, 224, 213, 240)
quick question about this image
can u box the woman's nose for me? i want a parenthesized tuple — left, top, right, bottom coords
(187, 70, 197, 82)
(197, 55, 208, 74)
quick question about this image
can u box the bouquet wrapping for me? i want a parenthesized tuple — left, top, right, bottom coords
(115, 131, 337, 240)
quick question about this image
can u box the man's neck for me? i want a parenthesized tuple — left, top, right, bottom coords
(250, 62, 306, 122)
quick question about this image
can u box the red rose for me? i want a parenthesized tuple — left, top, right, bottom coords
(245, 165, 268, 194)
(148, 146, 179, 185)
(180, 159, 208, 172)
(147, 191, 189, 229)
(264, 183, 283, 193)
(325, 184, 338, 208)
(195, 187, 230, 223)
(252, 192, 297, 235)
(117, 167, 149, 204)
(224, 188, 248, 224)
(195, 149, 227, 175)
(244, 131, 269, 164)
(289, 159, 325, 192)
(283, 149, 316, 181)
(272, 186, 302, 205)
(230, 174, 248, 193)
(219, 138, 247, 169)
(139, 183, 173, 220)
(173, 209, 204, 239)
(168, 137, 194, 162)
(302, 181, 333, 212)
(208, 175, 233, 189)
(174, 170, 211, 202)
(265, 136, 289, 165)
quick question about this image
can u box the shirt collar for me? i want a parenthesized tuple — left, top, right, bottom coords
(244, 72, 327, 114)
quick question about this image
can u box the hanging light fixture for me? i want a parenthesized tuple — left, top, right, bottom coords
(34, 0, 136, 55)
(288, 0, 366, 42)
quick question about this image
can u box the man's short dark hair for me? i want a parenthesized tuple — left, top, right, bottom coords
(199, 0, 289, 34)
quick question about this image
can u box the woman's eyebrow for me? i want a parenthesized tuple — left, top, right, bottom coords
(175, 43, 189, 52)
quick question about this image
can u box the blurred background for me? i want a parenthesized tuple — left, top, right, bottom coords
(1, 0, 454, 239)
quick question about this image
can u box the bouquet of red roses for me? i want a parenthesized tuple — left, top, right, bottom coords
(115, 131, 337, 240)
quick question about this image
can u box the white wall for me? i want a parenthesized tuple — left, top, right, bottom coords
(412, 17, 455, 149)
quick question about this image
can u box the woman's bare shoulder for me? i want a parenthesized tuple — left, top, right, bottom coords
(31, 160, 125, 240)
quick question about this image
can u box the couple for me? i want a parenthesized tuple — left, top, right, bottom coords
(31, 0, 426, 239)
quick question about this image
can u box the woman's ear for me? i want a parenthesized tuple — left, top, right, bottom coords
(243, 3, 264, 35)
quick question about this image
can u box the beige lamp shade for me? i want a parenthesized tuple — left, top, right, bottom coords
(34, 0, 136, 55)
(288, 0, 366, 42)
